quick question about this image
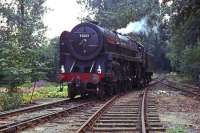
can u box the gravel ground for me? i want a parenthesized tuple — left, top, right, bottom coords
(150, 83, 200, 133)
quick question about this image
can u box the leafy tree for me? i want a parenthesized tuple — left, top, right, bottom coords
(0, 0, 47, 90)
(0, 0, 48, 110)
(40, 37, 59, 81)
(164, 0, 200, 79)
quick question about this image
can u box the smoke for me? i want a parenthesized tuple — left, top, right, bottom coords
(117, 16, 159, 36)
(117, 17, 150, 35)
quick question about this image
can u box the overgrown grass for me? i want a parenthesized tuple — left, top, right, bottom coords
(166, 125, 186, 133)
(22, 83, 68, 104)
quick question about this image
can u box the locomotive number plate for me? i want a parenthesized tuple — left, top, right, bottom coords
(79, 33, 90, 38)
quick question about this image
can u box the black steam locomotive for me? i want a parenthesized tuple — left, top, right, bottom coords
(59, 22, 152, 99)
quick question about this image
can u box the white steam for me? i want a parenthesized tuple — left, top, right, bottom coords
(117, 17, 150, 35)
(117, 16, 161, 36)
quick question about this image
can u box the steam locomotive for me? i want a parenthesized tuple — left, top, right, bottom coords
(59, 22, 153, 99)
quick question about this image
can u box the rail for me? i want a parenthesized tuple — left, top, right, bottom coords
(161, 81, 200, 98)
(76, 95, 118, 133)
(0, 98, 72, 118)
(141, 87, 148, 133)
(0, 103, 89, 132)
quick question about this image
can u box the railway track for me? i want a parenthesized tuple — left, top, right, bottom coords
(0, 98, 90, 132)
(0, 79, 164, 133)
(73, 88, 165, 133)
(166, 79, 199, 90)
(161, 80, 200, 100)
(0, 98, 78, 118)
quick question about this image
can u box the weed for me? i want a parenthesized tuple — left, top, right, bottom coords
(166, 125, 186, 133)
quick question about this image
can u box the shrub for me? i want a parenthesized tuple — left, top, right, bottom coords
(0, 93, 22, 111)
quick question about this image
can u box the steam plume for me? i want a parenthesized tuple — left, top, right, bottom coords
(117, 17, 150, 35)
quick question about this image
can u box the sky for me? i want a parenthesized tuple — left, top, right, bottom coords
(43, 0, 172, 39)
(43, 0, 83, 38)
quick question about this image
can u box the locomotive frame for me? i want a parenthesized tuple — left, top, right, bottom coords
(59, 22, 153, 99)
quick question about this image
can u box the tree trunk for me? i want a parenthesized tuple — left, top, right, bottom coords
(30, 82, 36, 103)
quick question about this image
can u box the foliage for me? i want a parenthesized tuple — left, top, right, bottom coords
(0, 82, 68, 111)
(180, 45, 200, 78)
(164, 0, 200, 79)
(0, 0, 47, 89)
(0, 93, 22, 111)
(40, 37, 60, 81)
(22, 83, 68, 104)
(0, 0, 48, 110)
(166, 125, 185, 133)
(77, 0, 160, 29)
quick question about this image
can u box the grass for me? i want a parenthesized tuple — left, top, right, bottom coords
(22, 83, 68, 104)
(166, 125, 186, 133)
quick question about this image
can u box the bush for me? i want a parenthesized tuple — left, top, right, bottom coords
(0, 93, 22, 111)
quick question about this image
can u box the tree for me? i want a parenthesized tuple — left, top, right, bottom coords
(40, 37, 60, 81)
(77, 0, 160, 29)
(165, 0, 200, 79)
(0, 0, 47, 90)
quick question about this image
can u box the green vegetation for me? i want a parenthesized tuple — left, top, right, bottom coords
(0, 93, 22, 111)
(0, 83, 68, 111)
(167, 73, 193, 84)
(0, 0, 48, 89)
(162, 0, 200, 80)
(22, 83, 68, 104)
(166, 125, 186, 133)
(0, 0, 60, 110)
